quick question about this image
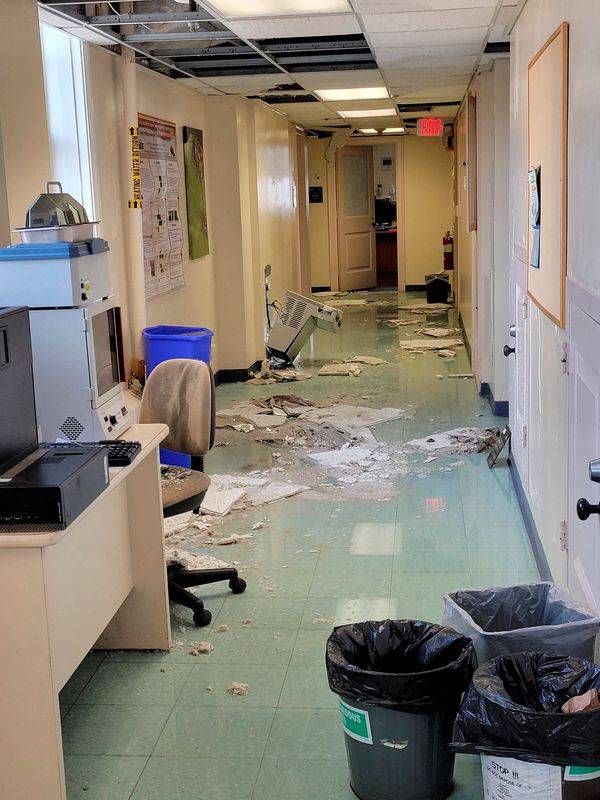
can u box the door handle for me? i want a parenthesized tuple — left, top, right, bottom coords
(503, 345, 515, 357)
(509, 324, 516, 338)
(589, 459, 600, 483)
(577, 498, 600, 520)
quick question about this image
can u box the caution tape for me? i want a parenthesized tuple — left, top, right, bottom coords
(129, 126, 142, 208)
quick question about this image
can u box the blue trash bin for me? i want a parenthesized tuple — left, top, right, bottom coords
(142, 325, 214, 468)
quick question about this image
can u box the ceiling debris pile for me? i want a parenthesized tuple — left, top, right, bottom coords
(407, 428, 500, 456)
(247, 358, 311, 386)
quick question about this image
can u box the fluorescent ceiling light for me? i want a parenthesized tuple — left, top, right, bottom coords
(360, 128, 378, 134)
(339, 108, 397, 119)
(315, 87, 389, 102)
(359, 127, 406, 134)
(207, 0, 349, 17)
(383, 127, 405, 133)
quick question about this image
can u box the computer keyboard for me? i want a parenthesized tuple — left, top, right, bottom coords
(40, 440, 142, 467)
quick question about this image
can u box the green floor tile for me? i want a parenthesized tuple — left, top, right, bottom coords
(205, 627, 297, 665)
(59, 653, 105, 705)
(213, 595, 305, 629)
(278, 665, 337, 709)
(252, 757, 355, 800)
(131, 757, 261, 800)
(309, 570, 392, 599)
(264, 709, 346, 760)
(177, 664, 287, 707)
(154, 707, 275, 758)
(64, 755, 147, 800)
(289, 628, 330, 666)
(62, 704, 171, 756)
(76, 662, 192, 706)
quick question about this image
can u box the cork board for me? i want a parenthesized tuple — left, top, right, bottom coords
(527, 21, 569, 328)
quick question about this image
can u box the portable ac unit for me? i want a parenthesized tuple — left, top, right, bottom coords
(267, 291, 343, 364)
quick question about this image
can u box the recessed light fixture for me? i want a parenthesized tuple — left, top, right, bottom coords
(206, 0, 349, 17)
(315, 87, 390, 102)
(359, 127, 406, 134)
(383, 127, 405, 133)
(339, 109, 397, 119)
(359, 128, 378, 134)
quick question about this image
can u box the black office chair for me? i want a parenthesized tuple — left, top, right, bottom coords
(140, 358, 246, 626)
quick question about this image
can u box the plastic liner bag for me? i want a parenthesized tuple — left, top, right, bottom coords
(452, 652, 600, 767)
(326, 619, 476, 712)
(443, 582, 600, 662)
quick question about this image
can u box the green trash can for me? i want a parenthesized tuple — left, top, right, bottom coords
(326, 620, 476, 800)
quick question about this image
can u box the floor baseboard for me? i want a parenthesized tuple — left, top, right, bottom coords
(509, 456, 553, 581)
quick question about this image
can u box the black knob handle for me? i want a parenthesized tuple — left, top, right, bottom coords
(577, 498, 600, 520)
(503, 345, 515, 357)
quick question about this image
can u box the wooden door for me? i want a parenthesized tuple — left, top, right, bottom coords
(336, 146, 376, 291)
(568, 303, 600, 612)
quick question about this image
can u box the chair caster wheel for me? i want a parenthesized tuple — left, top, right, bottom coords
(229, 577, 247, 594)
(193, 608, 212, 626)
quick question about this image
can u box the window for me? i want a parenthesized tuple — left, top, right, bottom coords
(40, 23, 94, 216)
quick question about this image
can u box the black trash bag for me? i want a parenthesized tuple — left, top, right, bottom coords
(452, 652, 600, 767)
(326, 619, 476, 712)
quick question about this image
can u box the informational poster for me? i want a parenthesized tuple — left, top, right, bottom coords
(138, 114, 184, 298)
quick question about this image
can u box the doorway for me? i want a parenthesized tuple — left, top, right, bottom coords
(333, 140, 405, 292)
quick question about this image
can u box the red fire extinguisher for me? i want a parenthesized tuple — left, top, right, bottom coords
(443, 231, 454, 270)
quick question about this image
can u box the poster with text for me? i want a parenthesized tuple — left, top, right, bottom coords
(183, 126, 209, 259)
(138, 114, 184, 298)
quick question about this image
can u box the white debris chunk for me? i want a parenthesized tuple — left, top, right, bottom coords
(308, 446, 375, 468)
(165, 548, 230, 571)
(227, 682, 249, 696)
(448, 373, 474, 379)
(437, 349, 456, 358)
(344, 355, 387, 366)
(415, 327, 461, 338)
(201, 487, 246, 516)
(216, 624, 229, 633)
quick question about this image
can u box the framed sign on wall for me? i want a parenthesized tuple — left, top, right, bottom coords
(527, 21, 569, 328)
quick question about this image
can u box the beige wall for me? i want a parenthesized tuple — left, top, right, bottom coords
(307, 138, 331, 288)
(84, 47, 300, 373)
(0, 0, 51, 240)
(403, 136, 453, 286)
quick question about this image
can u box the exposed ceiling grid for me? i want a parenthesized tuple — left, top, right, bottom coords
(38, 0, 516, 132)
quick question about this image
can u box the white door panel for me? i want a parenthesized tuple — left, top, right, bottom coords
(336, 147, 376, 291)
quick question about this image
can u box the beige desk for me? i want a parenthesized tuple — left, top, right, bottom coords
(0, 424, 171, 799)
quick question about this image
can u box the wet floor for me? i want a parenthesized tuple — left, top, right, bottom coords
(60, 291, 537, 799)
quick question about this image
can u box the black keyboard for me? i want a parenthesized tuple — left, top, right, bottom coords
(40, 440, 142, 467)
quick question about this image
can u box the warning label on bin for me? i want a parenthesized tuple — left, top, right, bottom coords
(564, 766, 600, 782)
(482, 756, 562, 799)
(338, 699, 372, 745)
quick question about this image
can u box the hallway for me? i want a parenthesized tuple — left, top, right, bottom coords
(58, 292, 537, 800)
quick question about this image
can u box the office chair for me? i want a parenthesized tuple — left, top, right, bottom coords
(140, 357, 246, 626)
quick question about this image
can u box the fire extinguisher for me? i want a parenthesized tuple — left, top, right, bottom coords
(443, 231, 454, 270)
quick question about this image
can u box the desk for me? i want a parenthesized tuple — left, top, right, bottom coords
(0, 424, 171, 799)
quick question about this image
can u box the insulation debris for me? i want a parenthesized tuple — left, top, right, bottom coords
(227, 682, 249, 696)
(318, 363, 362, 377)
(401, 339, 463, 352)
(216, 624, 229, 633)
(189, 641, 214, 656)
(407, 427, 499, 455)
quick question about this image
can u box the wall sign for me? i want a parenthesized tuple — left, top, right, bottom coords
(309, 185, 324, 203)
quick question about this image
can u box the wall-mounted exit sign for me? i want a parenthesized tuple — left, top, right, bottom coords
(416, 118, 444, 137)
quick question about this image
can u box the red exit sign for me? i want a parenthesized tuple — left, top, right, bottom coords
(416, 118, 444, 137)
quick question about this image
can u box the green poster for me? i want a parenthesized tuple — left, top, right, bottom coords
(183, 126, 209, 259)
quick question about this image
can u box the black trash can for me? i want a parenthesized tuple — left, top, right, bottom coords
(326, 620, 476, 800)
(425, 273, 450, 304)
(453, 652, 600, 799)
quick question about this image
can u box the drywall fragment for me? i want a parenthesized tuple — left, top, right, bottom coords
(318, 363, 362, 377)
(227, 682, 249, 696)
(437, 349, 456, 358)
(436, 374, 444, 380)
(216, 624, 229, 633)
(242, 618, 253, 626)
(424, 456, 437, 463)
(399, 303, 453, 311)
(216, 534, 255, 545)
(415, 327, 461, 338)
(344, 355, 387, 366)
(252, 522, 264, 530)
(189, 641, 214, 656)
(308, 446, 375, 468)
(165, 548, 230, 571)
(407, 427, 499, 455)
(448, 373, 474, 378)
(201, 487, 246, 516)
(401, 339, 463, 351)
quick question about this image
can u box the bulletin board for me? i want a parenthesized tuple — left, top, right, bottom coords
(527, 21, 569, 328)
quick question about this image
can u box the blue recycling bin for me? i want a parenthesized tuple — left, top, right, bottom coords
(142, 325, 214, 468)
